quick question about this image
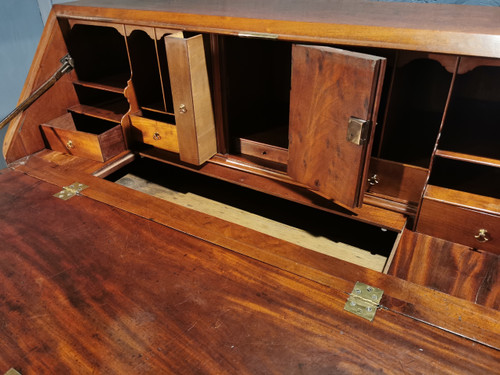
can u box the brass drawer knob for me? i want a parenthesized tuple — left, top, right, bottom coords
(66, 140, 74, 149)
(179, 104, 187, 114)
(153, 132, 161, 141)
(474, 229, 489, 243)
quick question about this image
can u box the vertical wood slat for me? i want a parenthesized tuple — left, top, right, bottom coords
(288, 44, 385, 208)
(165, 33, 217, 165)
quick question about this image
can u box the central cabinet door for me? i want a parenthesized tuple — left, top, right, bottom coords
(288, 45, 386, 208)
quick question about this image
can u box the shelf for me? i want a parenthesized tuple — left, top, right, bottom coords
(74, 79, 125, 94)
(425, 185, 500, 217)
(68, 102, 128, 123)
(435, 149, 500, 169)
(141, 102, 175, 116)
(73, 72, 130, 93)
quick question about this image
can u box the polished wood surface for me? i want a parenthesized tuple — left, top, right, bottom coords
(53, 0, 500, 57)
(129, 115, 180, 153)
(390, 230, 499, 310)
(40, 113, 126, 162)
(165, 33, 217, 165)
(418, 191, 500, 255)
(367, 157, 429, 206)
(12, 154, 500, 349)
(0, 169, 499, 374)
(288, 45, 384, 208)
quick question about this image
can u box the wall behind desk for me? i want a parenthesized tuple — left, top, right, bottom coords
(0, 0, 71, 169)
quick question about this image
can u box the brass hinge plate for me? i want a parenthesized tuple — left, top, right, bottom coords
(344, 281, 383, 322)
(54, 182, 89, 200)
(237, 32, 279, 40)
(347, 117, 370, 146)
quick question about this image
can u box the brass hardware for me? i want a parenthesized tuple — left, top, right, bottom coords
(179, 104, 187, 113)
(237, 32, 279, 40)
(347, 117, 370, 146)
(344, 281, 383, 322)
(368, 174, 379, 186)
(54, 182, 89, 201)
(474, 229, 490, 243)
(66, 140, 74, 149)
(0, 54, 74, 130)
(4, 369, 22, 375)
(153, 132, 162, 141)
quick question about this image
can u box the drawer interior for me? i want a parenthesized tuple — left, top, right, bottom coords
(42, 112, 119, 134)
(105, 157, 399, 272)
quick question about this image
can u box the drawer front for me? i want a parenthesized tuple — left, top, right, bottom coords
(41, 124, 116, 162)
(417, 198, 500, 254)
(130, 115, 179, 153)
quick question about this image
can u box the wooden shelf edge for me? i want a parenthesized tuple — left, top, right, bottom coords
(435, 149, 500, 169)
(424, 185, 500, 216)
(69, 103, 125, 123)
(74, 79, 125, 94)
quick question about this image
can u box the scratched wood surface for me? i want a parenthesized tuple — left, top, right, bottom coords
(13, 153, 500, 349)
(0, 169, 499, 374)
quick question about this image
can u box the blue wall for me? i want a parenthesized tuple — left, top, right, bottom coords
(0, 0, 72, 168)
(0, 0, 44, 168)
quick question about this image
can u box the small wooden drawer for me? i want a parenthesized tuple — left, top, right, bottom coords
(40, 112, 126, 162)
(417, 186, 500, 255)
(129, 115, 179, 153)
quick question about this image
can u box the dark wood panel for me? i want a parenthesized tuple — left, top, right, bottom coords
(418, 197, 500, 255)
(0, 170, 499, 374)
(288, 45, 384, 208)
(13, 155, 500, 349)
(367, 157, 428, 205)
(390, 231, 500, 310)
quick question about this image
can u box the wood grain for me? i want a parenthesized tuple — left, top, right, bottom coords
(40, 114, 126, 162)
(129, 115, 179, 153)
(52, 0, 500, 58)
(418, 196, 500, 255)
(389, 230, 499, 310)
(367, 157, 428, 205)
(288, 45, 384, 208)
(0, 169, 499, 374)
(13, 155, 500, 349)
(165, 33, 217, 165)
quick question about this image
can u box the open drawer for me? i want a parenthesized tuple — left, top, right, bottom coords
(417, 185, 500, 255)
(40, 112, 126, 162)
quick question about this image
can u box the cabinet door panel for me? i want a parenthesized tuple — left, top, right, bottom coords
(165, 33, 217, 165)
(288, 45, 385, 208)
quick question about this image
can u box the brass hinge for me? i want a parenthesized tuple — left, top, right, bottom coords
(53, 182, 89, 200)
(344, 281, 383, 322)
(347, 117, 370, 146)
(237, 32, 279, 40)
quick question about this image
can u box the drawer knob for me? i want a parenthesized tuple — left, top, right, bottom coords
(368, 174, 379, 186)
(153, 132, 161, 141)
(66, 140, 74, 149)
(179, 104, 187, 114)
(474, 229, 489, 243)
